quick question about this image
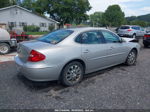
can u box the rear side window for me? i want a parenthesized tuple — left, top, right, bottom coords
(120, 26, 130, 29)
(37, 30, 73, 44)
(75, 31, 105, 44)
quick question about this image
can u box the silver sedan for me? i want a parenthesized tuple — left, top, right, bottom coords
(15, 27, 140, 86)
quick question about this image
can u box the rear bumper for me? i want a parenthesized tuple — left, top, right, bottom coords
(118, 34, 131, 37)
(118, 33, 133, 37)
(15, 56, 60, 81)
(143, 40, 150, 45)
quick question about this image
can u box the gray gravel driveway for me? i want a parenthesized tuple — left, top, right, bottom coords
(0, 47, 150, 109)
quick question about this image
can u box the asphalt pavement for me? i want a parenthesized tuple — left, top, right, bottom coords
(0, 47, 150, 109)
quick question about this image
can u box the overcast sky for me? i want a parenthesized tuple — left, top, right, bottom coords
(88, 0, 150, 17)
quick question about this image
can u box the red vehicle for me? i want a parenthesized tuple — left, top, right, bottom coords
(0, 28, 17, 54)
(10, 31, 32, 42)
(143, 33, 150, 48)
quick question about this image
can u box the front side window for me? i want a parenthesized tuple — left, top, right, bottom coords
(40, 23, 46, 27)
(37, 30, 73, 44)
(75, 31, 105, 44)
(101, 30, 120, 43)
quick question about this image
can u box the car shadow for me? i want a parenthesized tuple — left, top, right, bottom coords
(17, 74, 64, 93)
(17, 64, 128, 93)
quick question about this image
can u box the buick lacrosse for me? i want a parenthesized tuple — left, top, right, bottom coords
(15, 27, 140, 86)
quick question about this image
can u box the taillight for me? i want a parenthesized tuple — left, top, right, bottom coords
(144, 35, 150, 38)
(144, 35, 150, 40)
(28, 50, 45, 62)
(127, 29, 132, 31)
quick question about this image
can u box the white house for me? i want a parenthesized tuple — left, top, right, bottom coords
(0, 5, 59, 31)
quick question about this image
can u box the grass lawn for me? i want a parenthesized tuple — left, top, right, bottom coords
(26, 32, 49, 35)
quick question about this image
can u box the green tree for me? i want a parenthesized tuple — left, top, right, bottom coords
(0, 0, 22, 8)
(0, 0, 11, 8)
(102, 5, 125, 27)
(90, 12, 103, 27)
(20, 0, 36, 10)
(34, 0, 91, 25)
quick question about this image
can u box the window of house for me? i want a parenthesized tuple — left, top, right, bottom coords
(40, 23, 47, 27)
(8, 22, 16, 27)
(19, 22, 27, 27)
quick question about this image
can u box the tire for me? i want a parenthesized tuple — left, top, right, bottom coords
(0, 43, 10, 55)
(60, 61, 84, 86)
(125, 49, 137, 66)
(132, 34, 136, 39)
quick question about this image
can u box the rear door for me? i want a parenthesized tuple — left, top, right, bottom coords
(101, 30, 128, 66)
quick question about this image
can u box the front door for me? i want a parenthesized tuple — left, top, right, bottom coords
(101, 30, 128, 66)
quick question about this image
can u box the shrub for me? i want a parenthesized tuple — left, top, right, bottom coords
(49, 25, 55, 32)
(23, 25, 40, 32)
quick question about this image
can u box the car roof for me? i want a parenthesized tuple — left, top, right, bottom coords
(66, 27, 107, 32)
(121, 25, 140, 27)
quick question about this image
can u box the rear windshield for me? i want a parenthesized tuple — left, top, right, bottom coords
(37, 30, 74, 44)
(120, 26, 130, 29)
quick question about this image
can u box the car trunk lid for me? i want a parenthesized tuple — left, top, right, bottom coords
(118, 26, 131, 34)
(17, 40, 54, 63)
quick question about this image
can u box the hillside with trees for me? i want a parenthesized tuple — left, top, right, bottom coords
(126, 14, 150, 27)
(126, 14, 150, 22)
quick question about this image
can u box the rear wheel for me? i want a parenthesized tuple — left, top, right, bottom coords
(125, 49, 137, 66)
(0, 43, 10, 54)
(61, 61, 84, 86)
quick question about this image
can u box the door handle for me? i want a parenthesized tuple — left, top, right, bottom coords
(109, 46, 114, 50)
(83, 49, 89, 53)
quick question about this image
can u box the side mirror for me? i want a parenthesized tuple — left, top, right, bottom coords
(119, 38, 124, 43)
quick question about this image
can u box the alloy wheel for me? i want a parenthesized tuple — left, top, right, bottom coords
(0, 45, 9, 54)
(65, 64, 82, 85)
(127, 50, 137, 65)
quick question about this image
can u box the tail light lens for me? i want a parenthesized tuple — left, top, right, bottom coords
(144, 35, 150, 40)
(127, 29, 132, 31)
(144, 35, 150, 38)
(28, 50, 45, 62)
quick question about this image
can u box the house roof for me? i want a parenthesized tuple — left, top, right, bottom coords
(0, 5, 59, 24)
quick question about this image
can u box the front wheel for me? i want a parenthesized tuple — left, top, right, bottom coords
(125, 49, 137, 66)
(60, 61, 84, 86)
(0, 43, 10, 54)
